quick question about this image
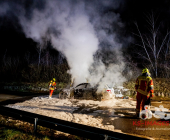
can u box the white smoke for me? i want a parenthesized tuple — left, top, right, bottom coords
(89, 46, 126, 90)
(16, 0, 99, 85)
(86, 7, 127, 90)
(0, 3, 9, 16)
(50, 11, 99, 85)
(0, 0, 128, 90)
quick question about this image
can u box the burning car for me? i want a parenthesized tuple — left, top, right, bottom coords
(59, 83, 115, 101)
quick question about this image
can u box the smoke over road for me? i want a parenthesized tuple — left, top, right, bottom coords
(0, 0, 130, 90)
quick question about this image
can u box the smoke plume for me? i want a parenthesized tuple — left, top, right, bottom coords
(0, 0, 129, 90)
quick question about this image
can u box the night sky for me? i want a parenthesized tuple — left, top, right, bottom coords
(0, 0, 169, 47)
(1, 0, 170, 50)
(0, 0, 170, 82)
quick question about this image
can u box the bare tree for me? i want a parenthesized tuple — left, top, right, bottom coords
(3, 49, 7, 66)
(25, 51, 30, 64)
(134, 11, 170, 77)
(162, 35, 170, 78)
(36, 37, 49, 67)
(36, 44, 42, 68)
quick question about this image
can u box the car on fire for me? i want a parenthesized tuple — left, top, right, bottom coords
(59, 83, 115, 101)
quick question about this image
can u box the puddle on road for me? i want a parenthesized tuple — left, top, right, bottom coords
(152, 101, 170, 111)
(95, 107, 170, 139)
(0, 93, 47, 105)
(0, 94, 22, 102)
(1, 93, 170, 139)
(72, 102, 170, 140)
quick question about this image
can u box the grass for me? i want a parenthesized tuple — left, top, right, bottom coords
(1, 78, 170, 139)
(2, 78, 170, 99)
(0, 82, 68, 95)
(124, 78, 170, 93)
(0, 115, 88, 140)
(123, 80, 136, 90)
(122, 78, 170, 101)
(1, 82, 68, 89)
(0, 127, 51, 140)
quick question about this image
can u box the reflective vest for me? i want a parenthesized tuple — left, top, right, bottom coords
(135, 75, 154, 96)
(49, 81, 56, 90)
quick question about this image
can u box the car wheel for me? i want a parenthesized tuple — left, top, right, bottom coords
(63, 92, 68, 99)
(59, 92, 66, 99)
(59, 92, 62, 99)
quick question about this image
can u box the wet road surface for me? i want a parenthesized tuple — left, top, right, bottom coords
(72, 100, 170, 140)
(0, 90, 48, 105)
(1, 91, 170, 140)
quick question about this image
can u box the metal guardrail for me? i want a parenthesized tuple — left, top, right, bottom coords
(0, 106, 149, 140)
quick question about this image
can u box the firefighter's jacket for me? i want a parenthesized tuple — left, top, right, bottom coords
(49, 81, 56, 90)
(135, 73, 154, 97)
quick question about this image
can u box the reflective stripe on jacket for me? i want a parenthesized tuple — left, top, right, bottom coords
(135, 75, 154, 96)
(49, 82, 56, 90)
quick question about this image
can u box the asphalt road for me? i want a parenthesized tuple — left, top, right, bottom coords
(1, 90, 170, 139)
(0, 90, 48, 105)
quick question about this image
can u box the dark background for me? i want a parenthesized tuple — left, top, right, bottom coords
(0, 0, 170, 83)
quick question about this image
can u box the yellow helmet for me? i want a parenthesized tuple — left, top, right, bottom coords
(53, 78, 56, 82)
(142, 68, 149, 74)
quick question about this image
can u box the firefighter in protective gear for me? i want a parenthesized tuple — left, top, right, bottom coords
(135, 68, 154, 117)
(49, 78, 56, 98)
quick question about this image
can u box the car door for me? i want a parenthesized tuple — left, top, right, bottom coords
(84, 83, 93, 93)
(83, 83, 96, 99)
(74, 83, 87, 97)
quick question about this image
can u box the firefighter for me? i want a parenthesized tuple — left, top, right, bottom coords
(49, 78, 56, 98)
(135, 68, 154, 117)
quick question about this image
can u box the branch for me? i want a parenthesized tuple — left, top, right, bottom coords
(134, 43, 144, 48)
(145, 35, 154, 52)
(157, 31, 170, 58)
(154, 12, 161, 25)
(165, 35, 170, 59)
(155, 23, 161, 36)
(134, 22, 155, 71)
(131, 32, 141, 38)
(144, 12, 153, 27)
(136, 52, 150, 61)
(146, 26, 154, 34)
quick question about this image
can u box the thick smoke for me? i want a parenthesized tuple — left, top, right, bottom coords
(0, 0, 128, 90)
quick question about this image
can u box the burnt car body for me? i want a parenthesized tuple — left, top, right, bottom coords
(59, 83, 115, 101)
(71, 83, 98, 99)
